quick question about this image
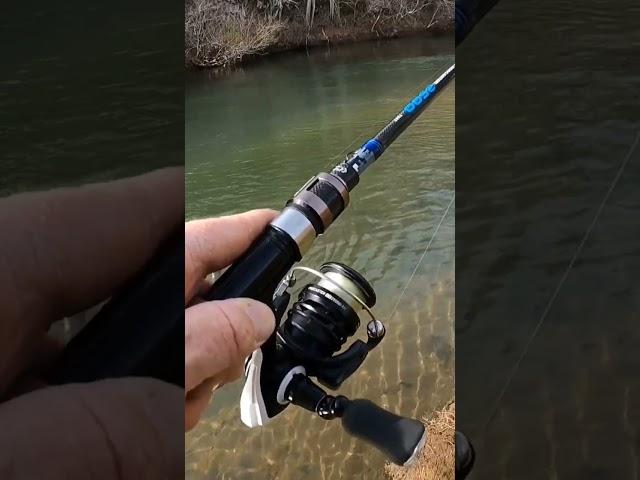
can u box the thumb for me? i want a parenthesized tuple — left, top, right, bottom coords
(0, 378, 182, 480)
(185, 298, 275, 393)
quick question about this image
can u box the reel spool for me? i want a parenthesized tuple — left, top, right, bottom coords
(240, 262, 427, 466)
(276, 263, 385, 389)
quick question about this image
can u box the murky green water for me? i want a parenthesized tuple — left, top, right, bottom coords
(0, 2, 182, 196)
(456, 1, 640, 478)
(185, 37, 454, 480)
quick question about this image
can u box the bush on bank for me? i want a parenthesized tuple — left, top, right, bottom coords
(185, 0, 454, 68)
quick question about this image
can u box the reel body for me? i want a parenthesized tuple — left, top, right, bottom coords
(240, 262, 426, 466)
(278, 263, 384, 390)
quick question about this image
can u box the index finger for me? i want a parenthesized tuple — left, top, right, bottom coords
(185, 209, 278, 302)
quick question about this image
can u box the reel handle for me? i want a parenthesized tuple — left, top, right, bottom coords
(341, 399, 426, 466)
(287, 376, 425, 466)
(202, 225, 300, 305)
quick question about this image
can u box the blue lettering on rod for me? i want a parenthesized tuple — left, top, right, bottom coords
(402, 83, 437, 115)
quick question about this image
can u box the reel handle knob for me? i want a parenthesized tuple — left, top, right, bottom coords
(366, 320, 386, 348)
(340, 399, 426, 466)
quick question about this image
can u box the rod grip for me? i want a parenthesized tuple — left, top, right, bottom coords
(202, 225, 300, 304)
(341, 399, 426, 466)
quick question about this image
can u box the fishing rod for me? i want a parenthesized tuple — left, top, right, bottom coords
(51, 62, 455, 465)
(202, 63, 455, 305)
(194, 63, 456, 467)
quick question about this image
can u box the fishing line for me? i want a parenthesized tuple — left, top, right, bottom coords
(482, 130, 640, 434)
(386, 192, 455, 324)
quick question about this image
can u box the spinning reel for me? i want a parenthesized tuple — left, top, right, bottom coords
(240, 262, 427, 466)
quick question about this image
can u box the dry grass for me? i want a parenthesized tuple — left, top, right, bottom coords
(185, 0, 283, 68)
(185, 0, 453, 68)
(264, 0, 453, 26)
(385, 402, 455, 480)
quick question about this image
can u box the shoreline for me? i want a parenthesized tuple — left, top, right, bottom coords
(185, 1, 453, 71)
(244, 20, 450, 56)
(187, 30, 452, 77)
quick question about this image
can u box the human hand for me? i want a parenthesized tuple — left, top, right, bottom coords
(184, 209, 277, 431)
(0, 167, 184, 479)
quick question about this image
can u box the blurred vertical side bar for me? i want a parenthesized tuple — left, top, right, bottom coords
(455, 0, 502, 45)
(456, 0, 640, 478)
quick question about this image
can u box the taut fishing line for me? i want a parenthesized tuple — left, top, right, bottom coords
(387, 192, 455, 324)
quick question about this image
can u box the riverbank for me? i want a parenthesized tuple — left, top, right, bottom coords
(185, 0, 453, 69)
(385, 402, 455, 480)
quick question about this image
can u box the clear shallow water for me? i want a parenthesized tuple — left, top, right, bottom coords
(186, 37, 454, 480)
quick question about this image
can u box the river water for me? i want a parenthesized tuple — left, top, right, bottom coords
(456, 1, 640, 478)
(185, 37, 454, 480)
(0, 2, 182, 196)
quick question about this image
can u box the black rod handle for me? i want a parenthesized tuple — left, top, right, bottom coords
(201, 225, 301, 305)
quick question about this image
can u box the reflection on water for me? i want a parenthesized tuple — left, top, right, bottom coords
(0, 2, 182, 196)
(186, 37, 454, 479)
(456, 0, 640, 478)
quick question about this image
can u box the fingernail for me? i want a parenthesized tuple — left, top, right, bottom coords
(244, 300, 275, 345)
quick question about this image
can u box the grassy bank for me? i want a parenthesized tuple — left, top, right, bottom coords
(185, 0, 453, 68)
(385, 402, 455, 480)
